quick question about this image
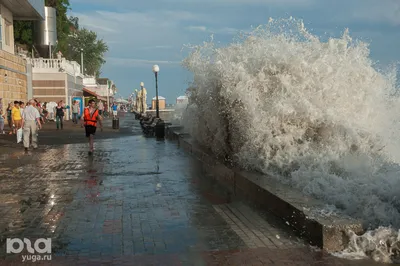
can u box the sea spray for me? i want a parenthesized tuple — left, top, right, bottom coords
(182, 18, 400, 262)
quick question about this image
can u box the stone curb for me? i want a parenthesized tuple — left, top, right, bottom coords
(166, 126, 363, 252)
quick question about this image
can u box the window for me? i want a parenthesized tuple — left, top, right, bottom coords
(4, 20, 11, 46)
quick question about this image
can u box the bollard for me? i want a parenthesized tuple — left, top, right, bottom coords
(155, 120, 165, 139)
(112, 117, 119, 129)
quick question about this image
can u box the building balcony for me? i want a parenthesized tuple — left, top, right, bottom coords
(83, 77, 97, 86)
(27, 57, 84, 77)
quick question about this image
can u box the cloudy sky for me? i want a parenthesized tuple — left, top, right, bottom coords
(69, 0, 400, 103)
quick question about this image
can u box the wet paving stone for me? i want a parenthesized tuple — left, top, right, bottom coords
(0, 114, 388, 265)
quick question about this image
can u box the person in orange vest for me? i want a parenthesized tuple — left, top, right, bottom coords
(81, 99, 103, 155)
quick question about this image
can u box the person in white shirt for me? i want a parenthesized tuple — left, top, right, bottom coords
(22, 99, 42, 152)
(97, 100, 104, 116)
(46, 101, 57, 121)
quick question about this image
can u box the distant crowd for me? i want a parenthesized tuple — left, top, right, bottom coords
(0, 99, 66, 134)
(0, 98, 131, 134)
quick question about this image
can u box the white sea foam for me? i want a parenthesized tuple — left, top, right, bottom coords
(181, 18, 400, 262)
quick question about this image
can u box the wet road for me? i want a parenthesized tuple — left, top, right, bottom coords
(0, 114, 386, 265)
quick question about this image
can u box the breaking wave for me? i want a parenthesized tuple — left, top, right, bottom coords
(182, 18, 400, 263)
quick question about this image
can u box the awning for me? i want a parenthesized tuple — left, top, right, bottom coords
(83, 88, 97, 97)
(83, 88, 107, 102)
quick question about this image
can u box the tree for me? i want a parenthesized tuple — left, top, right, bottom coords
(69, 16, 79, 30)
(68, 28, 108, 77)
(13, 1, 109, 76)
(14, 21, 33, 46)
(14, 0, 70, 49)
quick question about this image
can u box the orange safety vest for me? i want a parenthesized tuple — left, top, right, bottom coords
(83, 108, 99, 126)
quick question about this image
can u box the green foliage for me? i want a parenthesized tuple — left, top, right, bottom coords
(69, 16, 79, 30)
(13, 0, 108, 75)
(68, 28, 108, 77)
(14, 0, 70, 50)
(14, 21, 33, 46)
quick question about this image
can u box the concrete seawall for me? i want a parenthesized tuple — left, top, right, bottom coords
(166, 126, 364, 252)
(145, 109, 175, 122)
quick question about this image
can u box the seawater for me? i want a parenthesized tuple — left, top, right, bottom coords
(181, 18, 400, 263)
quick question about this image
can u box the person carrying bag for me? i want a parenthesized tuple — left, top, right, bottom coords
(55, 101, 65, 130)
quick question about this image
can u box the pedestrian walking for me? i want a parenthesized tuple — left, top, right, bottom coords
(98, 100, 104, 116)
(55, 101, 64, 130)
(11, 101, 22, 134)
(22, 99, 42, 152)
(81, 99, 103, 155)
(112, 103, 118, 119)
(71, 100, 80, 124)
(42, 102, 48, 123)
(46, 101, 57, 121)
(6, 103, 12, 134)
(0, 109, 5, 134)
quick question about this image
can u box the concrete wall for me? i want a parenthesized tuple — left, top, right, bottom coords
(0, 4, 14, 54)
(0, 50, 27, 116)
(32, 72, 84, 105)
(32, 72, 66, 103)
(66, 74, 83, 98)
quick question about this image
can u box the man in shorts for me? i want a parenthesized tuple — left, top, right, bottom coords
(112, 103, 118, 118)
(81, 99, 103, 155)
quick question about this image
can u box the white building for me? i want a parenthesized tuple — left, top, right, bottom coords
(82, 76, 116, 108)
(152, 96, 166, 110)
(27, 57, 84, 104)
(176, 95, 189, 105)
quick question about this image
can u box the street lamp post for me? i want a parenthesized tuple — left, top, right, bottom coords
(152, 65, 160, 118)
(152, 65, 165, 139)
(80, 48, 84, 75)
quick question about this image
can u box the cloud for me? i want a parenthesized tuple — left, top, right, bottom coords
(211, 27, 241, 35)
(70, 0, 314, 7)
(186, 25, 241, 35)
(164, 0, 314, 5)
(107, 57, 181, 67)
(139, 45, 174, 50)
(73, 10, 189, 35)
(69, 0, 400, 99)
(71, 7, 244, 62)
(70, 10, 189, 57)
(74, 17, 116, 33)
(352, 0, 400, 26)
(186, 26, 207, 32)
(71, 9, 210, 41)
(323, 0, 400, 26)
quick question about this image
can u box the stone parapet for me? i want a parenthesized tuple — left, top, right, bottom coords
(166, 126, 364, 252)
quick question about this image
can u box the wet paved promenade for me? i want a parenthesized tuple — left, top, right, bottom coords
(0, 114, 386, 265)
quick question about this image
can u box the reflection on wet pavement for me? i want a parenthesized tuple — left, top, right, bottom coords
(0, 114, 386, 265)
